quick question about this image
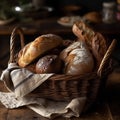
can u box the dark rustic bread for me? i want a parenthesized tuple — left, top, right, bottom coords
(92, 32, 107, 67)
(26, 62, 36, 73)
(36, 55, 63, 74)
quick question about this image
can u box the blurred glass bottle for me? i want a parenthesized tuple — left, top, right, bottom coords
(102, 1, 117, 24)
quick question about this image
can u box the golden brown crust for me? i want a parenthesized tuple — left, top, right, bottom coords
(17, 42, 31, 66)
(18, 34, 63, 67)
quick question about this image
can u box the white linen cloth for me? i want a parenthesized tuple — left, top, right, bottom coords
(0, 63, 86, 119)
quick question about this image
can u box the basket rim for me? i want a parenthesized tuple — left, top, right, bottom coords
(48, 72, 98, 81)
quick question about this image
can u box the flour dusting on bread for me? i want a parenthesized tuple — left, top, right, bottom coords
(60, 41, 94, 75)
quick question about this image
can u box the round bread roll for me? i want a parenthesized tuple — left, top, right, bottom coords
(36, 55, 63, 74)
(60, 41, 94, 75)
(18, 34, 63, 67)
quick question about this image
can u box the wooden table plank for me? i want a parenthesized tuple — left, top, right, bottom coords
(0, 104, 9, 120)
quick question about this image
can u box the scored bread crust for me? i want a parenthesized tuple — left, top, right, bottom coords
(72, 21, 107, 67)
(60, 41, 94, 75)
(72, 21, 95, 49)
(92, 32, 107, 67)
(18, 34, 63, 67)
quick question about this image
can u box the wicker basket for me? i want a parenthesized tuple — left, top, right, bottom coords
(9, 26, 116, 111)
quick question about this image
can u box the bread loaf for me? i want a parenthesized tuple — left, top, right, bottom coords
(92, 32, 107, 66)
(72, 21, 95, 49)
(36, 55, 63, 74)
(60, 41, 94, 75)
(18, 34, 63, 67)
(72, 21, 107, 68)
(17, 42, 31, 61)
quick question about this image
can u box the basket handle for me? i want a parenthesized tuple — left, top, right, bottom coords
(9, 26, 25, 63)
(97, 39, 117, 77)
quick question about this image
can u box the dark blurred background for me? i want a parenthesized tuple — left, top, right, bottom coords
(0, 0, 117, 20)
(1, 0, 116, 12)
(46, 0, 113, 11)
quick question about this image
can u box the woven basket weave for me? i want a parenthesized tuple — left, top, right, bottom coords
(9, 26, 116, 111)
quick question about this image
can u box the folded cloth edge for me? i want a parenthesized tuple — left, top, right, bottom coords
(0, 63, 54, 98)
